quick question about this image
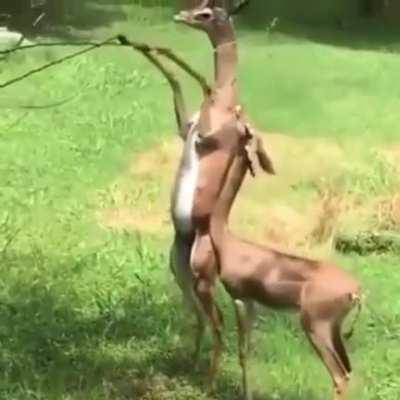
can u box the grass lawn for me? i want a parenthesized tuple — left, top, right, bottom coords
(0, 12, 400, 400)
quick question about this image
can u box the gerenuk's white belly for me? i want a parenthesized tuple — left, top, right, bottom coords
(171, 128, 200, 234)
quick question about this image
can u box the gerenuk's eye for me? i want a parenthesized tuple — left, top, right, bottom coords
(196, 11, 212, 21)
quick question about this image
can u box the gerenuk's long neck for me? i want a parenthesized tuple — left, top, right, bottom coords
(210, 23, 239, 108)
(210, 153, 248, 249)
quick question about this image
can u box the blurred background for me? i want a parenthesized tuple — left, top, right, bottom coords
(1, 2, 400, 400)
(1, 0, 399, 34)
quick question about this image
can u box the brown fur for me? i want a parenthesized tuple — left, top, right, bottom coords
(172, 1, 271, 390)
(125, 3, 279, 393)
(207, 122, 362, 400)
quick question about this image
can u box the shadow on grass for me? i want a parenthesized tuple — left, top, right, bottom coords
(133, 348, 320, 400)
(4, 0, 398, 57)
(6, 1, 124, 37)
(237, 14, 400, 54)
(0, 249, 320, 399)
(23, 0, 177, 38)
(273, 21, 400, 53)
(11, 0, 400, 53)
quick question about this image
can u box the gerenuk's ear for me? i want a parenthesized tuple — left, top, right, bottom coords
(255, 135, 276, 175)
(243, 122, 276, 177)
(243, 124, 257, 177)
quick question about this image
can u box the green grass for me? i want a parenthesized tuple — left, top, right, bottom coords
(0, 12, 400, 400)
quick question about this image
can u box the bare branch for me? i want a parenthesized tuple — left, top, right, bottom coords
(0, 32, 25, 62)
(0, 94, 78, 110)
(118, 37, 190, 135)
(20, 95, 78, 109)
(0, 35, 211, 95)
(116, 34, 211, 96)
(13, 34, 25, 50)
(0, 41, 100, 55)
(0, 36, 118, 89)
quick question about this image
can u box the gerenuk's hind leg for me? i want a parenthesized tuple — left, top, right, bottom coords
(234, 300, 256, 400)
(300, 313, 350, 400)
(170, 234, 206, 366)
(191, 233, 223, 393)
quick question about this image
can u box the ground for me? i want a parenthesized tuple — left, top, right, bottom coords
(0, 13, 400, 400)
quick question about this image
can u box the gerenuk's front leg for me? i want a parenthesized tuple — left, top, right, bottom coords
(190, 232, 223, 392)
(169, 233, 206, 366)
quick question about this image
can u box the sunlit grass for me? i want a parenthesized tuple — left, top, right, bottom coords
(0, 10, 400, 400)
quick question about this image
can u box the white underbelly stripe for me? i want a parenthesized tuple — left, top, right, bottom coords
(172, 123, 200, 233)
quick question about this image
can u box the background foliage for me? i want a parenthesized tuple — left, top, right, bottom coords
(1, 0, 398, 32)
(1, 1, 400, 399)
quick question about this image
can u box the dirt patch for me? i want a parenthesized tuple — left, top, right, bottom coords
(96, 138, 179, 236)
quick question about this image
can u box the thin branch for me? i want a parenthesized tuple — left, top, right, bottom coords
(0, 41, 112, 55)
(0, 34, 25, 63)
(0, 36, 118, 89)
(120, 37, 189, 134)
(20, 95, 77, 109)
(116, 35, 211, 96)
(0, 36, 212, 95)
(13, 34, 25, 50)
(0, 94, 78, 110)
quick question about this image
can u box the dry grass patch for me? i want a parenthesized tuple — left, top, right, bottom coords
(96, 133, 400, 254)
(98, 207, 169, 234)
(372, 194, 400, 231)
(95, 138, 180, 237)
